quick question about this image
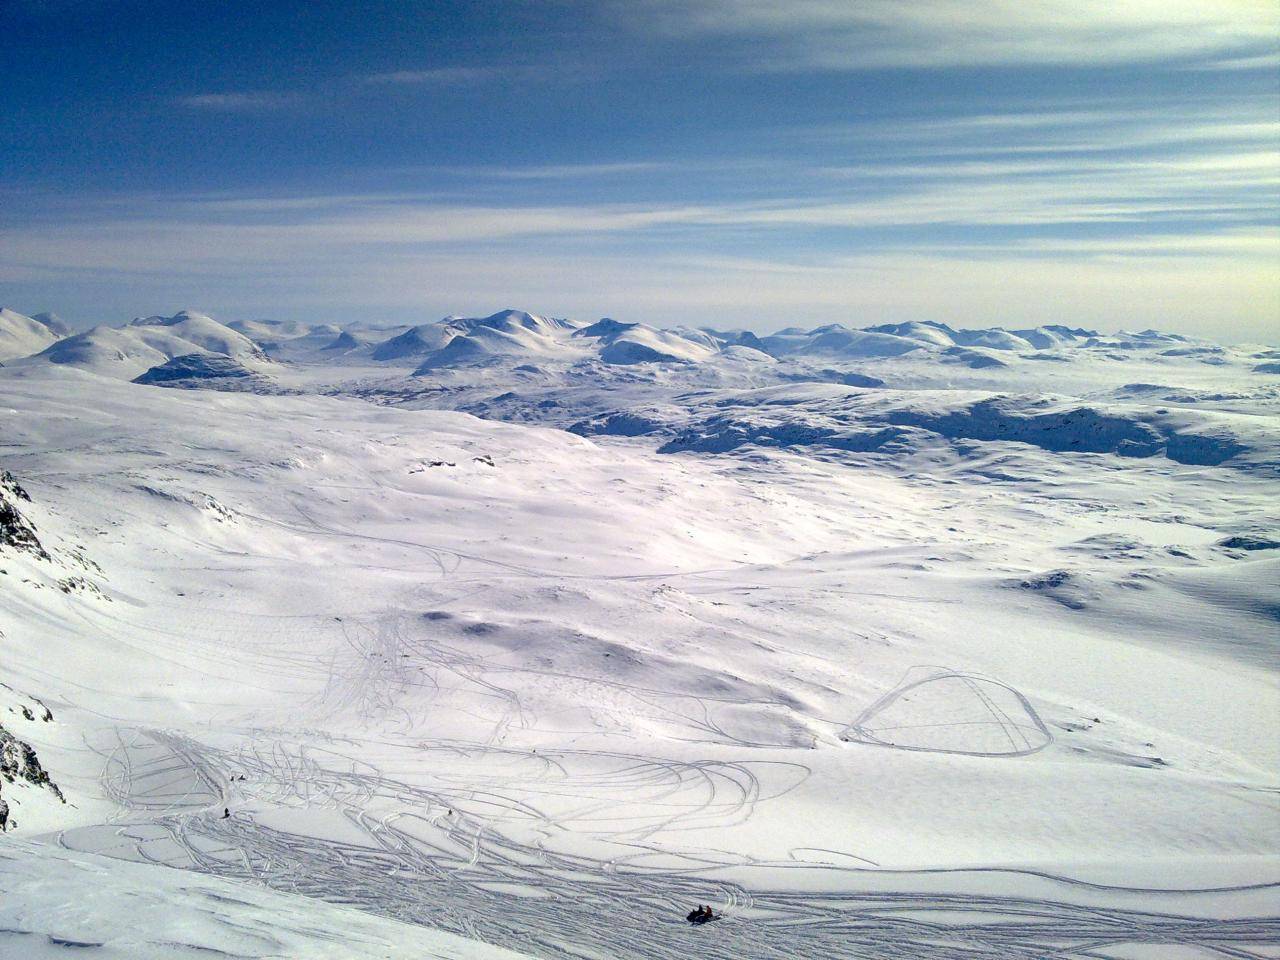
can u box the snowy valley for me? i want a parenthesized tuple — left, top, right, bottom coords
(0, 305, 1277, 958)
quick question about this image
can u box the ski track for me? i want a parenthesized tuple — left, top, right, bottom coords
(51, 515, 1280, 959)
(58, 724, 1280, 960)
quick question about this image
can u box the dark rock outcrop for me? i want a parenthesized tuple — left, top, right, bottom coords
(133, 353, 272, 391)
(0, 716, 65, 831)
(0, 471, 49, 560)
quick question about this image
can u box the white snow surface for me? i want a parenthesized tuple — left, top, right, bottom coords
(0, 839, 529, 958)
(0, 312, 1278, 959)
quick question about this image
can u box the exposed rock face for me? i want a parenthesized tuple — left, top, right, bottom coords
(0, 474, 72, 831)
(2, 468, 108, 599)
(1, 470, 30, 503)
(0, 726, 65, 829)
(0, 689, 64, 832)
(0, 471, 49, 560)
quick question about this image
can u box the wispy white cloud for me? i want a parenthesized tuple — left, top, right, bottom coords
(5, 170, 1275, 278)
(173, 65, 522, 116)
(1185, 51, 1280, 71)
(362, 67, 509, 85)
(175, 91, 303, 112)
(802, 104, 1280, 153)
(447, 162, 671, 180)
(625, 0, 1280, 69)
(5, 119, 1276, 262)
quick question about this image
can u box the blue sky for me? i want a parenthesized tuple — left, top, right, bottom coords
(2, 0, 1278, 338)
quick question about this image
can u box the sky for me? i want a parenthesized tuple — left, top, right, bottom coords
(2, 0, 1278, 339)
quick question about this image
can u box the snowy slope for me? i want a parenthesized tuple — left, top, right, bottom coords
(0, 308, 61, 362)
(0, 840, 531, 959)
(1, 343, 1277, 959)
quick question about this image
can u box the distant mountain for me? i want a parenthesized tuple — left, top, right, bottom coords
(31, 325, 171, 377)
(1008, 325, 1097, 349)
(574, 317, 720, 365)
(863, 321, 957, 348)
(861, 321, 1099, 353)
(31, 312, 71, 337)
(371, 323, 462, 361)
(0, 308, 62, 362)
(129, 310, 268, 362)
(762, 325, 925, 359)
(356, 310, 1200, 374)
(940, 346, 1008, 369)
(322, 330, 365, 352)
(227, 318, 341, 342)
(373, 310, 580, 371)
(19, 310, 269, 380)
(702, 328, 768, 351)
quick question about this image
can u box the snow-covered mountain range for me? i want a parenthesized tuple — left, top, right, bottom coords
(12, 304, 1269, 381)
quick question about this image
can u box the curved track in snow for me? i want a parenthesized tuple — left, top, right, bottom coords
(64, 727, 1280, 960)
